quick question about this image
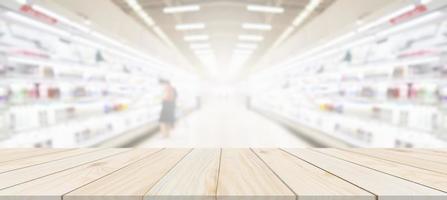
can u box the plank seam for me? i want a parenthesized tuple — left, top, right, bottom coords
(339, 148, 447, 175)
(280, 148, 378, 200)
(60, 148, 164, 200)
(214, 148, 222, 200)
(329, 149, 447, 194)
(0, 149, 75, 165)
(0, 149, 97, 175)
(141, 148, 194, 200)
(250, 148, 298, 200)
(385, 149, 447, 165)
(0, 149, 131, 192)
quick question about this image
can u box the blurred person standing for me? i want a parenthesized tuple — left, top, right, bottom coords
(158, 78, 177, 138)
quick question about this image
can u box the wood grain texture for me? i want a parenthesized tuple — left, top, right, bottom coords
(145, 149, 220, 200)
(0, 149, 127, 190)
(348, 149, 447, 174)
(316, 149, 447, 193)
(253, 149, 374, 200)
(0, 149, 160, 200)
(217, 149, 295, 200)
(0, 149, 445, 200)
(0, 149, 72, 163)
(64, 149, 192, 200)
(0, 149, 97, 173)
(284, 149, 447, 200)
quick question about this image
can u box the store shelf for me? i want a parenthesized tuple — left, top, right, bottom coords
(0, 148, 446, 199)
(250, 6, 447, 148)
(0, 6, 199, 148)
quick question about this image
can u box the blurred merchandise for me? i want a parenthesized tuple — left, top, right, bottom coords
(250, 4, 447, 148)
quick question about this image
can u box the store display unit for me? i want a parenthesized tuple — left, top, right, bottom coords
(250, 3, 447, 147)
(0, 5, 197, 147)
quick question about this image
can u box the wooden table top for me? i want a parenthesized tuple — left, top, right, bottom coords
(0, 148, 446, 200)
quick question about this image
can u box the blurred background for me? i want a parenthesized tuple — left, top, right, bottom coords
(0, 0, 446, 148)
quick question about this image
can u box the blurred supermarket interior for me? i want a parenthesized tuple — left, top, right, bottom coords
(1, 0, 447, 148)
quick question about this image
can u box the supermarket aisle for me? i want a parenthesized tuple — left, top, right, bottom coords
(139, 99, 310, 148)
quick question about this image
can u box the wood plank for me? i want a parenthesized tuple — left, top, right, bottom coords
(64, 149, 191, 200)
(378, 149, 447, 164)
(378, 149, 447, 160)
(285, 149, 447, 200)
(0, 149, 127, 190)
(253, 149, 374, 200)
(348, 149, 447, 174)
(0, 149, 161, 200)
(0, 149, 97, 173)
(317, 149, 447, 193)
(217, 149, 295, 200)
(145, 149, 220, 200)
(0, 149, 72, 163)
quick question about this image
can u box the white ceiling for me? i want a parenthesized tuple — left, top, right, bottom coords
(112, 0, 335, 79)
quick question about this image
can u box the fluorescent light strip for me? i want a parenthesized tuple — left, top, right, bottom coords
(176, 23, 205, 30)
(136, 11, 155, 26)
(242, 23, 272, 31)
(293, 0, 320, 26)
(247, 5, 284, 13)
(126, 0, 155, 27)
(154, 26, 176, 48)
(9, 4, 173, 71)
(272, 26, 294, 48)
(238, 35, 264, 42)
(272, 0, 320, 49)
(4, 11, 71, 37)
(184, 35, 209, 41)
(32, 5, 90, 33)
(126, 0, 176, 49)
(126, 0, 143, 11)
(281, 11, 443, 73)
(164, 5, 200, 13)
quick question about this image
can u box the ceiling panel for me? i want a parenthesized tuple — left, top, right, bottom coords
(112, 0, 335, 79)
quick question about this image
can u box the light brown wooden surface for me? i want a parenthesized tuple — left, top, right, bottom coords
(253, 149, 374, 200)
(0, 149, 96, 173)
(217, 149, 295, 200)
(316, 149, 447, 193)
(0, 149, 445, 200)
(145, 149, 220, 200)
(347, 148, 447, 174)
(64, 149, 191, 200)
(285, 149, 447, 200)
(0, 149, 72, 163)
(0, 149, 127, 190)
(0, 149, 160, 200)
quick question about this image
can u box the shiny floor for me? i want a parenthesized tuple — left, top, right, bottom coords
(139, 98, 311, 148)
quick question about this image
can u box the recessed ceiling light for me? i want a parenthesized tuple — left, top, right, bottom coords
(164, 5, 200, 13)
(238, 35, 264, 42)
(242, 23, 272, 31)
(176, 23, 205, 30)
(247, 5, 284, 13)
(184, 35, 209, 41)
